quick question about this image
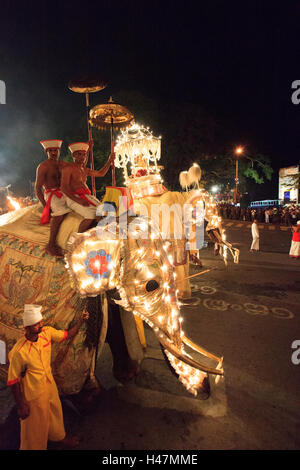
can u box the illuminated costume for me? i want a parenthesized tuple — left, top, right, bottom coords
(7, 305, 68, 450)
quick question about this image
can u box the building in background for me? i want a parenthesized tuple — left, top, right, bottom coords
(278, 166, 299, 204)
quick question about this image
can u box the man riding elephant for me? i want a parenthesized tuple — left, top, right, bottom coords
(61, 142, 113, 233)
(35, 139, 70, 258)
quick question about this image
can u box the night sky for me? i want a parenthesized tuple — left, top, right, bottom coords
(0, 0, 299, 196)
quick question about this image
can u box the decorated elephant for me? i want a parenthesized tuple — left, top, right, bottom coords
(0, 123, 239, 399)
(64, 207, 239, 396)
(82, 176, 239, 397)
(0, 192, 237, 400)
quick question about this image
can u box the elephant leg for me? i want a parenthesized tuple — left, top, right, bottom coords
(106, 301, 140, 383)
(62, 297, 104, 414)
(74, 297, 104, 404)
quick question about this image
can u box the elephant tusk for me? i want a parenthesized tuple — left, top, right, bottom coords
(159, 336, 224, 377)
(214, 359, 224, 384)
(181, 334, 222, 363)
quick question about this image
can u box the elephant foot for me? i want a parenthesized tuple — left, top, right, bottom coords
(64, 377, 104, 415)
(113, 358, 141, 383)
(83, 375, 103, 393)
(66, 389, 102, 415)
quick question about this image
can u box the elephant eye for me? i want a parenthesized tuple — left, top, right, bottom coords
(145, 279, 160, 292)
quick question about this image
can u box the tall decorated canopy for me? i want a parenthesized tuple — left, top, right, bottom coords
(114, 123, 166, 199)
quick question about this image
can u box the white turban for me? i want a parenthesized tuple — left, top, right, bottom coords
(23, 304, 43, 327)
(68, 142, 89, 153)
(40, 140, 62, 151)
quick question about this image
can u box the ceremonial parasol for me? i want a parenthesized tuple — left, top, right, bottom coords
(68, 76, 107, 195)
(89, 97, 134, 186)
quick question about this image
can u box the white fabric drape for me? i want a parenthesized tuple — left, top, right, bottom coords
(251, 223, 260, 250)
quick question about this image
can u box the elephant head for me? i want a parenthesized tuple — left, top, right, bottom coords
(65, 216, 224, 396)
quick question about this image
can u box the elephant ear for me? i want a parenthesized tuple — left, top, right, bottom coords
(65, 225, 121, 297)
(179, 170, 190, 190)
(188, 163, 202, 186)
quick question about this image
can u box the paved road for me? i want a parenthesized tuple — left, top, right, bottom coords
(0, 225, 299, 450)
(182, 228, 300, 449)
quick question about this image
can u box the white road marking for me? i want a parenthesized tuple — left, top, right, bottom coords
(192, 286, 295, 320)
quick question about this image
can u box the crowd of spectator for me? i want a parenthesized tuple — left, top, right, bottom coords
(217, 203, 300, 226)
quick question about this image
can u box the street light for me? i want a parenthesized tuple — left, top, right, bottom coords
(234, 146, 244, 202)
(211, 185, 219, 193)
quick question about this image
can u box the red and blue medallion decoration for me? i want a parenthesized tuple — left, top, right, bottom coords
(84, 250, 113, 280)
(192, 206, 204, 222)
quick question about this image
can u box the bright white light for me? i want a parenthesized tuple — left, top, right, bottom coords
(211, 185, 219, 193)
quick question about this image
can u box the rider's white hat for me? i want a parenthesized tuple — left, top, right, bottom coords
(23, 304, 43, 327)
(68, 142, 89, 154)
(40, 140, 62, 151)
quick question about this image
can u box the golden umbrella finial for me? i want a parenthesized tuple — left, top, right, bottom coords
(68, 76, 107, 94)
(89, 98, 134, 186)
(89, 97, 134, 130)
(68, 75, 108, 195)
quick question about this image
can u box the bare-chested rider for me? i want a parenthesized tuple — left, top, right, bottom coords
(61, 142, 113, 233)
(35, 140, 71, 258)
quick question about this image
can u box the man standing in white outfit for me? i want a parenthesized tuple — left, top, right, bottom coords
(250, 219, 260, 252)
(265, 209, 270, 223)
